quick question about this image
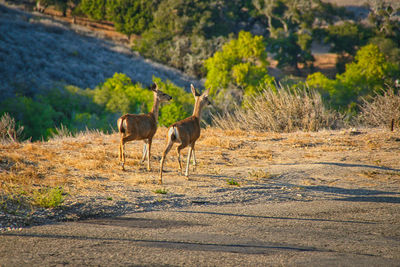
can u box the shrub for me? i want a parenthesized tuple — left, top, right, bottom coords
(204, 31, 275, 110)
(32, 187, 65, 208)
(0, 113, 24, 143)
(306, 44, 399, 110)
(358, 88, 400, 130)
(0, 96, 60, 141)
(154, 78, 193, 126)
(213, 84, 341, 132)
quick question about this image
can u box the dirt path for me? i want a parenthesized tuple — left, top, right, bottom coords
(0, 200, 399, 266)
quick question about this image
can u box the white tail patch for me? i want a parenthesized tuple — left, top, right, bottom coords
(168, 126, 181, 143)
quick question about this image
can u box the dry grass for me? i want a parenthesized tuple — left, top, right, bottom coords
(213, 86, 342, 133)
(1, 127, 399, 212)
(358, 88, 400, 130)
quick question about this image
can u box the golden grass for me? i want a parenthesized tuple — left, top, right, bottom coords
(1, 127, 399, 209)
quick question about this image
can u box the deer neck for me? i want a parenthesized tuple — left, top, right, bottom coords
(150, 97, 160, 123)
(192, 99, 203, 119)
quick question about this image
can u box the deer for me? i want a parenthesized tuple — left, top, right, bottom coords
(117, 83, 172, 171)
(159, 84, 211, 184)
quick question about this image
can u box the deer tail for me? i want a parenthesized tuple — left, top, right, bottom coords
(117, 115, 128, 134)
(167, 126, 179, 142)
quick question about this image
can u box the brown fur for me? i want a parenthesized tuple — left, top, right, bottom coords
(118, 83, 172, 171)
(159, 84, 210, 184)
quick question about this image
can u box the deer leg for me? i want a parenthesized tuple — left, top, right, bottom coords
(119, 137, 125, 171)
(140, 142, 147, 164)
(159, 141, 174, 185)
(176, 144, 185, 174)
(146, 139, 152, 171)
(185, 146, 193, 177)
(191, 144, 196, 167)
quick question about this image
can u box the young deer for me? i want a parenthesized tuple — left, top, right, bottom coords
(159, 84, 211, 184)
(118, 83, 172, 171)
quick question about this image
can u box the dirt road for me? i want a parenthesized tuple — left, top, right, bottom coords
(1, 199, 399, 266)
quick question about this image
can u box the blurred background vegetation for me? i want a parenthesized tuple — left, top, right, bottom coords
(1, 0, 400, 141)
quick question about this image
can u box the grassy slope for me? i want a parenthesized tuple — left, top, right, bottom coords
(0, 4, 199, 99)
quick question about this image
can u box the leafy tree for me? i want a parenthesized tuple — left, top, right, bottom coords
(91, 73, 153, 115)
(0, 97, 60, 140)
(153, 78, 193, 126)
(107, 0, 157, 36)
(133, 0, 253, 77)
(321, 22, 372, 73)
(367, 1, 400, 43)
(79, 0, 107, 20)
(252, 0, 352, 71)
(306, 44, 398, 110)
(90, 73, 194, 127)
(204, 31, 274, 109)
(368, 37, 400, 71)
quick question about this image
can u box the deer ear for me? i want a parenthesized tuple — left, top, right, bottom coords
(191, 84, 196, 96)
(191, 84, 200, 96)
(150, 83, 157, 92)
(203, 88, 210, 97)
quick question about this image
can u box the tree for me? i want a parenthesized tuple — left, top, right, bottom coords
(306, 44, 398, 110)
(322, 22, 372, 73)
(79, 0, 107, 20)
(91, 73, 152, 115)
(252, 0, 315, 71)
(252, 0, 352, 71)
(107, 0, 157, 37)
(367, 1, 400, 43)
(204, 31, 275, 110)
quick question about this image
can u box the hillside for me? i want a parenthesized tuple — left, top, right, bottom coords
(0, 3, 200, 99)
(1, 127, 399, 229)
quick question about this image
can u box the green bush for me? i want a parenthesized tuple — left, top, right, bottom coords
(204, 31, 275, 109)
(153, 77, 193, 126)
(32, 187, 65, 208)
(0, 97, 60, 141)
(306, 44, 398, 111)
(91, 73, 153, 114)
(0, 72, 196, 140)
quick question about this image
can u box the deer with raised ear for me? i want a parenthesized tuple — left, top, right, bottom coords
(159, 84, 211, 184)
(117, 83, 172, 171)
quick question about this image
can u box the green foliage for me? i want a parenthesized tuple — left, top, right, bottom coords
(107, 0, 156, 36)
(90, 74, 193, 127)
(133, 0, 252, 77)
(320, 22, 372, 73)
(153, 78, 193, 126)
(32, 187, 65, 208)
(368, 37, 400, 71)
(154, 188, 168, 194)
(306, 44, 398, 110)
(253, 0, 351, 70)
(227, 179, 239, 186)
(91, 73, 153, 114)
(324, 22, 371, 56)
(0, 71, 195, 141)
(0, 97, 60, 141)
(79, 0, 107, 20)
(204, 31, 274, 108)
(367, 1, 400, 43)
